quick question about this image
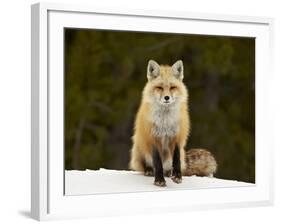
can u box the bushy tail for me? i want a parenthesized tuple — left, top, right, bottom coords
(184, 148, 217, 177)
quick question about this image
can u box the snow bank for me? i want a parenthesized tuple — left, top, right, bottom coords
(65, 168, 254, 195)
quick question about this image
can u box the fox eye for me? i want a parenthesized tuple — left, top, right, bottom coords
(155, 86, 163, 91)
(170, 86, 177, 90)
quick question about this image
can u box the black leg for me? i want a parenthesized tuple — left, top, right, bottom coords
(172, 145, 182, 183)
(152, 146, 166, 187)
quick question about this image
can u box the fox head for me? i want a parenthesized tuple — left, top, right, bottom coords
(142, 60, 188, 106)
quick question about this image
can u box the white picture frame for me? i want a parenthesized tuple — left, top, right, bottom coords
(31, 2, 274, 221)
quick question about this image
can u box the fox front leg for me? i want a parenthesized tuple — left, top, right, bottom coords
(152, 146, 166, 187)
(171, 145, 182, 183)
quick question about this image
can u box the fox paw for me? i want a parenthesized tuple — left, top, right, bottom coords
(171, 175, 182, 184)
(154, 179, 166, 187)
(144, 167, 154, 176)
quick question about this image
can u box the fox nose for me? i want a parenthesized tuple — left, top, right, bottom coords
(164, 96, 170, 101)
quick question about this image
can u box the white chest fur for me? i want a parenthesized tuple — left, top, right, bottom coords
(150, 103, 180, 138)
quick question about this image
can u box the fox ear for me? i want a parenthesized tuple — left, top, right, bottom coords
(172, 60, 184, 80)
(147, 60, 160, 81)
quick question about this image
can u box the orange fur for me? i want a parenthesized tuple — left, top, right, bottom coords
(129, 60, 190, 173)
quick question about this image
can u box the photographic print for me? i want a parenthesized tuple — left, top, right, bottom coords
(64, 28, 255, 195)
(31, 4, 273, 220)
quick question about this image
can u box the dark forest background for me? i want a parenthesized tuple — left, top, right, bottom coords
(64, 28, 255, 183)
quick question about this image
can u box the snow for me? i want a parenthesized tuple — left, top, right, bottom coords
(65, 168, 254, 195)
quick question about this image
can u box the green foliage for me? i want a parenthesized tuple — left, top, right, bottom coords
(64, 29, 255, 183)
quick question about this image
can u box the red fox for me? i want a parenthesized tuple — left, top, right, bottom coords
(129, 60, 217, 186)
